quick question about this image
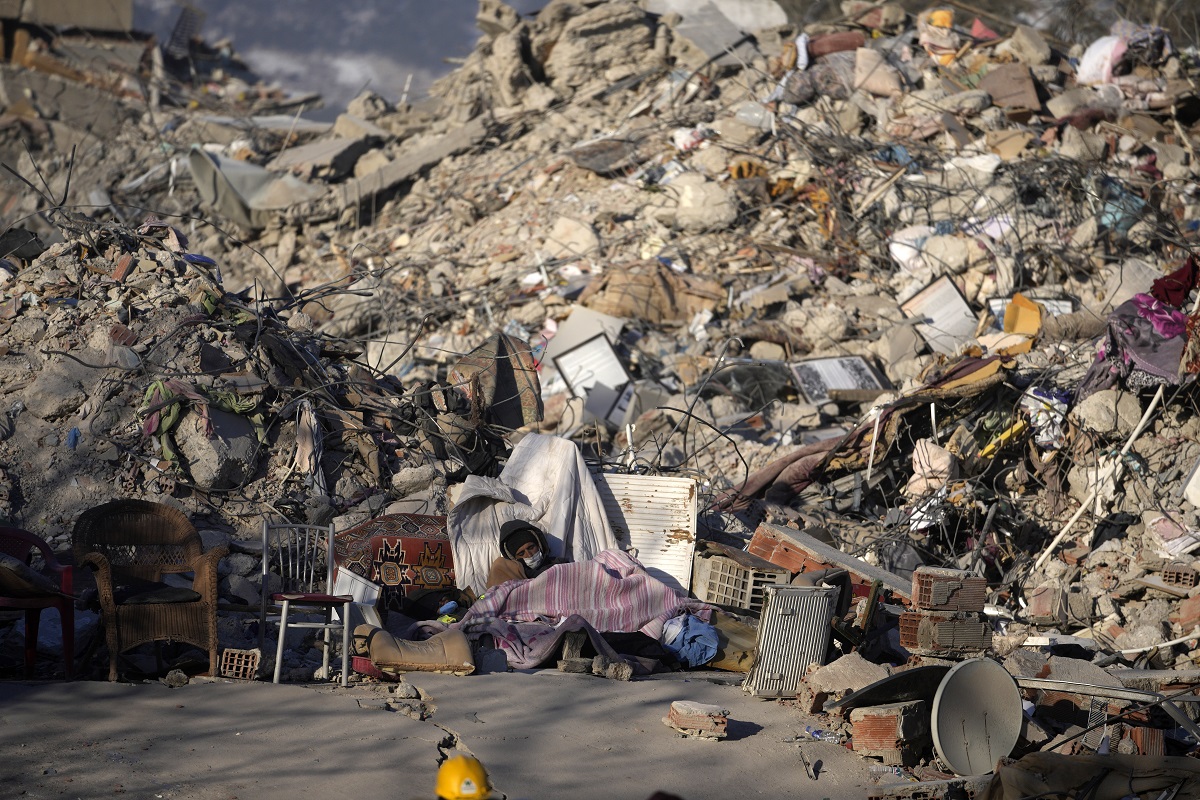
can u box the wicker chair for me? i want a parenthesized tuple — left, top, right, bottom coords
(73, 500, 226, 681)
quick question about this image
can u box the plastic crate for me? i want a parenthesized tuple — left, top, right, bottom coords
(220, 647, 261, 681)
(691, 542, 791, 614)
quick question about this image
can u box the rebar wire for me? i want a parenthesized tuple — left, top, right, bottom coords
(653, 336, 744, 464)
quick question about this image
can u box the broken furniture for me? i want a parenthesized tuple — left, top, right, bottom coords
(260, 522, 352, 687)
(593, 471, 698, 593)
(73, 500, 225, 681)
(0, 526, 74, 679)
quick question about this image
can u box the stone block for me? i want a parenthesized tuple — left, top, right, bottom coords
(22, 363, 86, 420)
(332, 113, 392, 141)
(1059, 125, 1107, 161)
(804, 652, 891, 710)
(1046, 88, 1098, 119)
(1068, 389, 1142, 440)
(391, 464, 436, 497)
(174, 406, 260, 492)
(592, 654, 633, 681)
(542, 215, 601, 260)
(1005, 25, 1052, 65)
(979, 63, 1040, 110)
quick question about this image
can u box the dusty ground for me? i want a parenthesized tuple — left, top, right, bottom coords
(0, 670, 878, 800)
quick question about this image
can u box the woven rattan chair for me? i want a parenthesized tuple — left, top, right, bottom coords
(73, 500, 226, 681)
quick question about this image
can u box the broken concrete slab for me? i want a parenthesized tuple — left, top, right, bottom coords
(336, 117, 489, 210)
(268, 137, 374, 181)
(173, 407, 260, 492)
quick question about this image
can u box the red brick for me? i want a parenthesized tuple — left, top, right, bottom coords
(747, 524, 911, 601)
(112, 253, 134, 282)
(850, 700, 930, 765)
(912, 567, 987, 612)
(1127, 726, 1164, 756)
(1025, 585, 1064, 625)
(1172, 595, 1200, 629)
(1062, 546, 1090, 566)
(1163, 565, 1199, 588)
(899, 610, 992, 655)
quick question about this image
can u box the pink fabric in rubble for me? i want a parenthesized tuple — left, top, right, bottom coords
(459, 549, 711, 641)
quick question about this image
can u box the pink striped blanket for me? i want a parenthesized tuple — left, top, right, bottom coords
(445, 549, 711, 668)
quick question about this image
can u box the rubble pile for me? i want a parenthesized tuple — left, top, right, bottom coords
(5, 0, 1200, 792)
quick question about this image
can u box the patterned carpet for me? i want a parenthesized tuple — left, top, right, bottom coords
(333, 514, 455, 614)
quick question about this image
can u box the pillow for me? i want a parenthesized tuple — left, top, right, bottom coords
(113, 575, 201, 605)
(0, 553, 60, 598)
(119, 586, 202, 605)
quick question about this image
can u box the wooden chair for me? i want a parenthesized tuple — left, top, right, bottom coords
(0, 527, 74, 679)
(259, 522, 351, 687)
(72, 500, 226, 681)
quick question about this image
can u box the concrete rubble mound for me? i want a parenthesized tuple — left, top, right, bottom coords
(4, 0, 1200, 794)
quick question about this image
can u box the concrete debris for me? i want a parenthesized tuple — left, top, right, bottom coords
(663, 699, 730, 739)
(4, 0, 1200, 792)
(849, 699, 930, 765)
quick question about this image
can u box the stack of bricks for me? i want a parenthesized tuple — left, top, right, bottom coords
(849, 700, 931, 765)
(899, 567, 992, 657)
(661, 700, 729, 740)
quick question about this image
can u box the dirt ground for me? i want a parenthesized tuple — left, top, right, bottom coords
(0, 670, 881, 800)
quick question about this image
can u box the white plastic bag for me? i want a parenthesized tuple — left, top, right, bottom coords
(1076, 35, 1127, 85)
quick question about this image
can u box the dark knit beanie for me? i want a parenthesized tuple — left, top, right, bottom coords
(500, 519, 540, 557)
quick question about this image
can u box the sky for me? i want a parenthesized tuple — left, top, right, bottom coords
(131, 1, 545, 119)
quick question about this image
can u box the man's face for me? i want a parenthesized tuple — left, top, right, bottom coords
(514, 540, 540, 559)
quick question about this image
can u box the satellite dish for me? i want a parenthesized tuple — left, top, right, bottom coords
(931, 658, 1022, 776)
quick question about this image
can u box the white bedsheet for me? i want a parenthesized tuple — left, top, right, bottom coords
(447, 434, 619, 595)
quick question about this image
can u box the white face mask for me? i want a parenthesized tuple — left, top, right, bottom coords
(521, 551, 544, 570)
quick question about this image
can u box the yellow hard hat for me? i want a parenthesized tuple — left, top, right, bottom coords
(929, 9, 953, 28)
(436, 755, 494, 800)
